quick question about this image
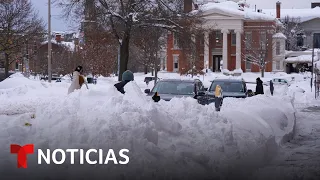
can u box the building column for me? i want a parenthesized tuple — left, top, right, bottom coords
(235, 29, 242, 70)
(221, 29, 229, 70)
(204, 31, 209, 70)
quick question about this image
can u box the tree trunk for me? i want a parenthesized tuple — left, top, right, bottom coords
(155, 51, 158, 84)
(144, 65, 148, 74)
(191, 61, 194, 78)
(261, 67, 265, 78)
(4, 53, 10, 78)
(118, 35, 130, 81)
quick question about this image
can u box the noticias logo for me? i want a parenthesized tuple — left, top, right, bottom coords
(10, 144, 130, 168)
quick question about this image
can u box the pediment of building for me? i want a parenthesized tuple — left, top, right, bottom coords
(201, 8, 244, 20)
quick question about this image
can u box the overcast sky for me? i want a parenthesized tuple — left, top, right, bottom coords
(246, 0, 314, 9)
(31, 0, 315, 31)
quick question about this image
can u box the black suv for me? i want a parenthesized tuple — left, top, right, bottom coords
(144, 79, 206, 101)
(197, 78, 251, 105)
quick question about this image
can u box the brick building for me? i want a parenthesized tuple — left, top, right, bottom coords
(31, 33, 80, 75)
(166, 0, 286, 74)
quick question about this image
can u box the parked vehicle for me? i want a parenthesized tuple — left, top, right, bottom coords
(40, 74, 61, 81)
(197, 79, 251, 105)
(144, 79, 206, 101)
(272, 78, 291, 86)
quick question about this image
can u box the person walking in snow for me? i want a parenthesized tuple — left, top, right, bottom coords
(68, 65, 88, 94)
(114, 70, 134, 94)
(215, 84, 223, 111)
(270, 80, 274, 96)
(255, 77, 264, 95)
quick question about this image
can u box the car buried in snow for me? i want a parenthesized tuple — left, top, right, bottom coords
(144, 79, 206, 101)
(197, 79, 252, 105)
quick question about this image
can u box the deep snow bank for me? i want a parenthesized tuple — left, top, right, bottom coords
(0, 77, 296, 179)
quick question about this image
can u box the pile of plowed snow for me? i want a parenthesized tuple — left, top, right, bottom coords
(0, 75, 296, 179)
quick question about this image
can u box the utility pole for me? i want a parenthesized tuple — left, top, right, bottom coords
(117, 40, 121, 81)
(311, 35, 315, 92)
(48, 0, 52, 83)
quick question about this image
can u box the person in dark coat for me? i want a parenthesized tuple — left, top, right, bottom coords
(270, 80, 274, 96)
(255, 77, 264, 95)
(114, 70, 134, 94)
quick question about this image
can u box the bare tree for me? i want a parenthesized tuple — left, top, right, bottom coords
(243, 27, 275, 77)
(77, 31, 118, 76)
(178, 29, 208, 77)
(282, 15, 304, 51)
(58, 0, 199, 81)
(132, 27, 165, 77)
(0, 0, 45, 78)
(174, 14, 210, 77)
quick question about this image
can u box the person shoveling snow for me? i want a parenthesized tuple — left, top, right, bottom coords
(114, 70, 134, 94)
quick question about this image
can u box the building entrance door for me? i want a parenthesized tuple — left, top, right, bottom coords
(212, 55, 222, 72)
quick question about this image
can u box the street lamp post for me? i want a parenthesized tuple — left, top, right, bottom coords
(48, 0, 52, 83)
(311, 36, 314, 92)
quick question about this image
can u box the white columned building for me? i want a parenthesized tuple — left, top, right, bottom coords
(201, 8, 244, 73)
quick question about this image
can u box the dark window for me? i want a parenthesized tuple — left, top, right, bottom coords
(209, 81, 245, 93)
(314, 33, 320, 48)
(231, 32, 236, 45)
(215, 31, 222, 45)
(199, 34, 204, 46)
(173, 32, 179, 49)
(173, 55, 179, 69)
(15, 62, 19, 69)
(151, 81, 195, 95)
(246, 56, 252, 71)
(245, 32, 252, 49)
(297, 33, 304, 47)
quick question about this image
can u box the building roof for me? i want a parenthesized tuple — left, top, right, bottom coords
(195, 1, 278, 21)
(41, 40, 75, 52)
(262, 7, 320, 23)
(285, 54, 319, 63)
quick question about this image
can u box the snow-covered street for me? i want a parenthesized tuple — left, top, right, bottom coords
(250, 105, 320, 180)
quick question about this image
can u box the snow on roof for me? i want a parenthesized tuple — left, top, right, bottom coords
(262, 7, 320, 23)
(41, 40, 75, 52)
(197, 1, 277, 21)
(285, 54, 319, 63)
(273, 32, 286, 39)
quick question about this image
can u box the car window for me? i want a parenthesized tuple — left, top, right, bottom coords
(209, 81, 244, 93)
(152, 81, 194, 95)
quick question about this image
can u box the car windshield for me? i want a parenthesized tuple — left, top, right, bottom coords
(209, 81, 244, 93)
(151, 81, 194, 95)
